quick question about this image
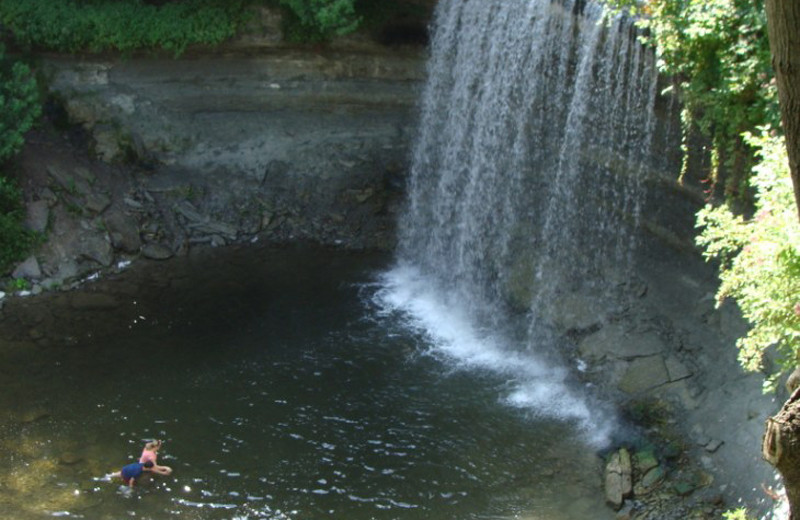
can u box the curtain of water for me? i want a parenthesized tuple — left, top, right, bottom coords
(399, 0, 657, 336)
(381, 0, 657, 444)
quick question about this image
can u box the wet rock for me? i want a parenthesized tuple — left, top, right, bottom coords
(605, 448, 633, 510)
(59, 452, 84, 465)
(633, 450, 659, 474)
(20, 408, 50, 424)
(638, 466, 665, 494)
(615, 502, 635, 520)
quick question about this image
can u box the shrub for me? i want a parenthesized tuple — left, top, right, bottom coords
(696, 130, 800, 391)
(0, 45, 40, 274)
(0, 0, 250, 55)
(0, 44, 40, 163)
(0, 176, 37, 275)
(277, 0, 360, 39)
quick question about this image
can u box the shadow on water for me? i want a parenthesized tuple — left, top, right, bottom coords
(0, 244, 613, 520)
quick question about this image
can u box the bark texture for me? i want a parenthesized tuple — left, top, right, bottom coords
(763, 1, 800, 514)
(764, 388, 800, 519)
(765, 0, 800, 222)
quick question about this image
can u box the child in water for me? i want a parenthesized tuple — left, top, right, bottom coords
(140, 439, 173, 476)
(119, 460, 154, 487)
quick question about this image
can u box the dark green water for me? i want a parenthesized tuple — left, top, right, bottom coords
(0, 245, 612, 520)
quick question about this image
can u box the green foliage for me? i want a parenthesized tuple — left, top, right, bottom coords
(0, 45, 40, 163)
(605, 0, 779, 200)
(279, 0, 359, 35)
(0, 0, 250, 55)
(6, 277, 31, 292)
(723, 508, 755, 520)
(696, 130, 800, 391)
(274, 0, 360, 42)
(0, 47, 40, 274)
(0, 176, 38, 275)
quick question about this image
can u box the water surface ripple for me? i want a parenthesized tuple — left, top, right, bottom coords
(0, 246, 611, 520)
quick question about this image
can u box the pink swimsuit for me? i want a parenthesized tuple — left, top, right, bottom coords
(139, 449, 157, 465)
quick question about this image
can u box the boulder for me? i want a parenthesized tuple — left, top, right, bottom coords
(104, 210, 142, 253)
(25, 200, 50, 233)
(605, 448, 633, 510)
(79, 233, 114, 267)
(12, 256, 42, 280)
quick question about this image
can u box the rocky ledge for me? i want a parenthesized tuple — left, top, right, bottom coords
(5, 39, 425, 295)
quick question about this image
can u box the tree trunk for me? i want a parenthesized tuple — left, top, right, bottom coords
(763, 388, 800, 519)
(763, 1, 800, 516)
(764, 0, 800, 222)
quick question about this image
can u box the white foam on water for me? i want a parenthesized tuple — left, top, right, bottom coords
(375, 263, 614, 447)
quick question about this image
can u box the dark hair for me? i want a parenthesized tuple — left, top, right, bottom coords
(143, 461, 154, 468)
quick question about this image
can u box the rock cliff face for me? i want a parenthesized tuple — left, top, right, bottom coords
(16, 8, 428, 288)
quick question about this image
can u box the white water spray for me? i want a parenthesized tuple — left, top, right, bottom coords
(379, 0, 658, 447)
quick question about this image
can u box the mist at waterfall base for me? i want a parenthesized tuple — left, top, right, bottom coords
(374, 264, 615, 448)
(377, 0, 657, 451)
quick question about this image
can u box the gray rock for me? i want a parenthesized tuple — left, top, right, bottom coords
(59, 452, 84, 465)
(80, 234, 114, 267)
(12, 256, 42, 280)
(190, 220, 238, 240)
(92, 124, 125, 163)
(638, 466, 665, 493)
(605, 448, 633, 510)
(618, 356, 670, 394)
(579, 325, 666, 362)
(633, 450, 659, 474)
(665, 355, 692, 381)
(86, 193, 112, 214)
(549, 293, 610, 332)
(25, 200, 50, 233)
(47, 260, 80, 286)
(105, 211, 142, 253)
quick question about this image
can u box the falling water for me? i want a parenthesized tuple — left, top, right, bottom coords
(378, 0, 658, 445)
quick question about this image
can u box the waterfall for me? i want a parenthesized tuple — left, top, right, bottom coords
(377, 0, 658, 446)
